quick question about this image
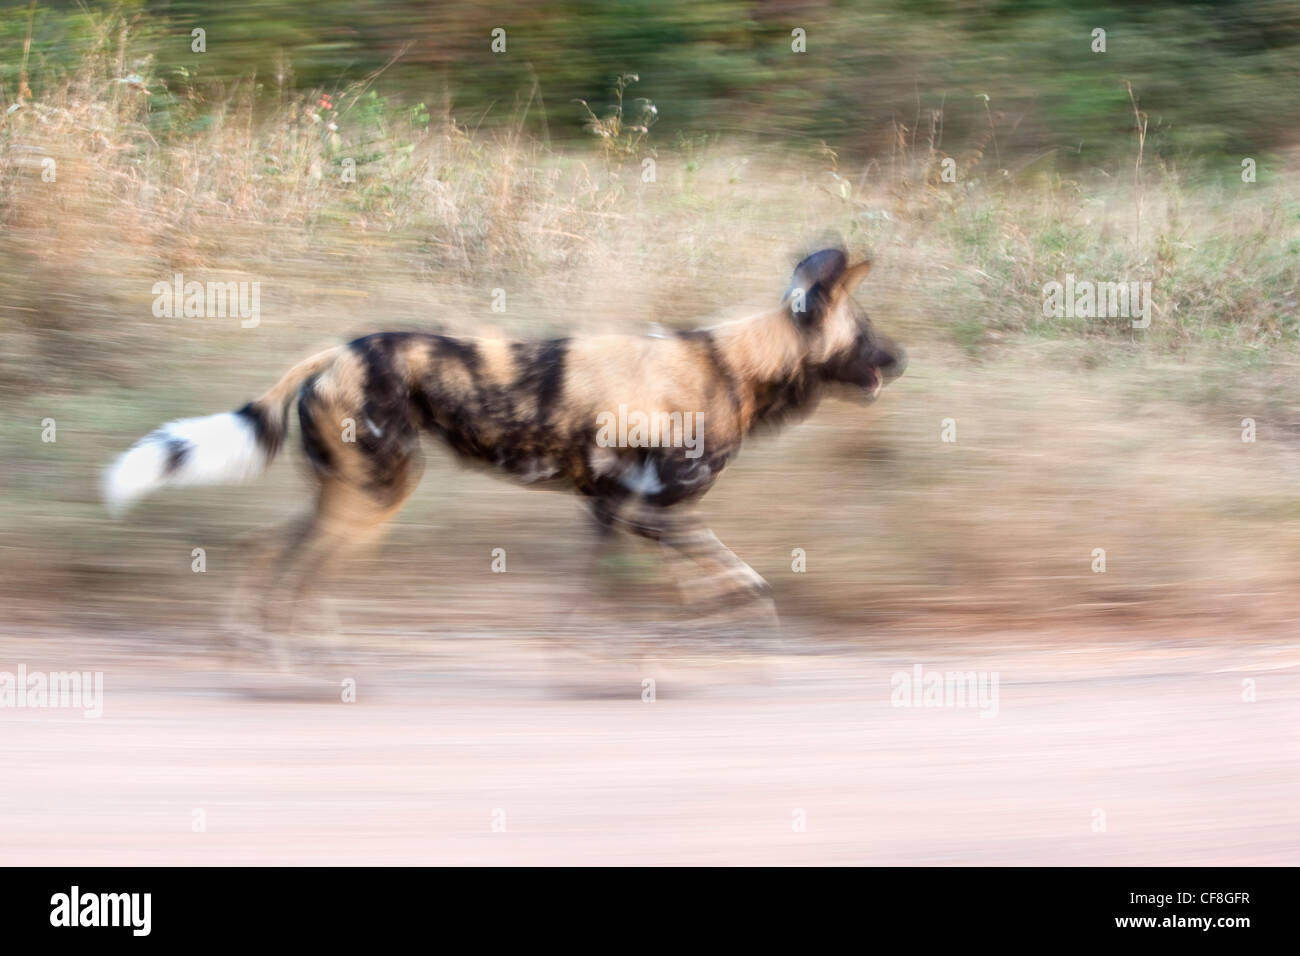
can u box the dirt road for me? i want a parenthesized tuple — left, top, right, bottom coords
(3, 628, 1297, 865)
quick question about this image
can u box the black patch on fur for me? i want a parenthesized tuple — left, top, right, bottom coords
(296, 376, 334, 473)
(432, 333, 482, 376)
(816, 328, 877, 389)
(408, 332, 493, 463)
(378, 333, 569, 480)
(406, 337, 571, 482)
(749, 367, 823, 430)
(509, 338, 568, 424)
(235, 401, 280, 457)
(676, 329, 741, 414)
(162, 438, 191, 476)
(644, 447, 729, 508)
(784, 248, 847, 330)
(351, 333, 423, 495)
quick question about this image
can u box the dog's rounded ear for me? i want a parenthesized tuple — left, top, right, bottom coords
(784, 248, 847, 329)
(837, 258, 873, 296)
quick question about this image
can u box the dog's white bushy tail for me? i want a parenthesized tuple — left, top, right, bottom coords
(101, 411, 268, 517)
(101, 345, 343, 517)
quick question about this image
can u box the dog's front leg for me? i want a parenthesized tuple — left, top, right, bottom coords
(629, 505, 780, 636)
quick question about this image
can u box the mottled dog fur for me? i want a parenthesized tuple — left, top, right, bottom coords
(109, 247, 904, 640)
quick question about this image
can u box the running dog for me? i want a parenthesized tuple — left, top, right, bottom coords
(104, 247, 905, 634)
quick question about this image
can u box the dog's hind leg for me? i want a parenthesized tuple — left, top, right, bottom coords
(264, 457, 423, 666)
(224, 510, 316, 654)
(253, 353, 427, 666)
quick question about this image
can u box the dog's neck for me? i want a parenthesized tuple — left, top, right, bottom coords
(710, 309, 821, 432)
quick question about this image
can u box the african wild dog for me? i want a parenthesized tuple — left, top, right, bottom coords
(104, 248, 905, 638)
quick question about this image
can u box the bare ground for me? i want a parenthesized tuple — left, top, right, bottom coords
(3, 623, 1297, 866)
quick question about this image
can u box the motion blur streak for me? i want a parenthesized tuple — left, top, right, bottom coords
(1, 0, 1298, 865)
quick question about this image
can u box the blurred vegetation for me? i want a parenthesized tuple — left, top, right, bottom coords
(1, 1, 1299, 637)
(2, 0, 1299, 167)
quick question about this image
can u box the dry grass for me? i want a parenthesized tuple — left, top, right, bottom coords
(3, 30, 1300, 639)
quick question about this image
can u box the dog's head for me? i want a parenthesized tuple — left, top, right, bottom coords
(783, 248, 906, 400)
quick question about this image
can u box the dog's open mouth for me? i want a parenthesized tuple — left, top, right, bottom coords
(862, 368, 883, 401)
